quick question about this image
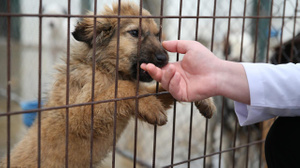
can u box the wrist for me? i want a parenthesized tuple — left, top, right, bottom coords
(215, 61, 250, 104)
(214, 59, 227, 97)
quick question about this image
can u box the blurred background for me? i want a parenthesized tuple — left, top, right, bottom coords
(0, 0, 299, 167)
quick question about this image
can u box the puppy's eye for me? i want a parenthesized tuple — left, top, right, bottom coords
(128, 30, 139, 37)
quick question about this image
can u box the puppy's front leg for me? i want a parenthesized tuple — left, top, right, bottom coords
(143, 83, 217, 119)
(145, 83, 216, 119)
(137, 95, 168, 126)
(194, 98, 216, 119)
(112, 81, 169, 126)
(144, 83, 174, 109)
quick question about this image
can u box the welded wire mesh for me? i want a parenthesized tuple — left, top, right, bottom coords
(0, 0, 299, 167)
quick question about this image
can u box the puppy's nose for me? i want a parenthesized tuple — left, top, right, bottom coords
(155, 54, 168, 63)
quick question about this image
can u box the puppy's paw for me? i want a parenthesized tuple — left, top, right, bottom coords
(194, 97, 216, 119)
(137, 97, 168, 126)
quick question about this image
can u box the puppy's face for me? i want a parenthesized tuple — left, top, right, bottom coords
(121, 21, 169, 82)
(72, 3, 168, 82)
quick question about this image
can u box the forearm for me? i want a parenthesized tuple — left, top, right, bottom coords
(215, 60, 250, 105)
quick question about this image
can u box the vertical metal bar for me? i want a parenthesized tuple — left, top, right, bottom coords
(231, 116, 238, 168)
(112, 1, 121, 167)
(133, 1, 144, 167)
(187, 103, 194, 168)
(158, 0, 164, 43)
(210, 0, 217, 52)
(277, 0, 287, 64)
(65, 0, 71, 167)
(253, 0, 261, 63)
(266, 0, 274, 63)
(37, 0, 43, 167)
(203, 118, 209, 168)
(187, 1, 201, 167)
(224, 0, 233, 60)
(289, 0, 299, 61)
(6, 0, 11, 167)
(152, 0, 165, 167)
(245, 127, 251, 168)
(253, 0, 260, 63)
(239, 0, 247, 62)
(90, 0, 98, 167)
(261, 0, 274, 167)
(247, 0, 258, 153)
(218, 98, 225, 168)
(170, 101, 177, 168)
(194, 0, 201, 55)
(219, 1, 233, 167)
(152, 124, 157, 168)
(171, 0, 183, 167)
(232, 1, 248, 166)
(203, 0, 217, 167)
(258, 124, 263, 168)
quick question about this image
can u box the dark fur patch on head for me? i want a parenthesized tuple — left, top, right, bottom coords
(72, 22, 91, 44)
(72, 19, 114, 47)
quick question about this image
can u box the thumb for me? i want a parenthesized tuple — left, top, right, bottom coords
(162, 40, 195, 54)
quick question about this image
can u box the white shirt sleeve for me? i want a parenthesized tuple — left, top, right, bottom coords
(234, 63, 300, 126)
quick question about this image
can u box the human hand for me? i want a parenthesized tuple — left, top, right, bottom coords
(141, 40, 250, 105)
(141, 40, 221, 102)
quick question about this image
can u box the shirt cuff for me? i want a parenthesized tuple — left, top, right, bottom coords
(234, 101, 275, 126)
(240, 63, 266, 106)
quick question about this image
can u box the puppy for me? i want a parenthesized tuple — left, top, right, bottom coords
(1, 2, 215, 167)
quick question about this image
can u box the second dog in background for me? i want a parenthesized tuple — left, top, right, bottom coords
(42, 3, 77, 62)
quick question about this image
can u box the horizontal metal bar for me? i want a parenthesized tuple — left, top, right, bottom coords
(0, 91, 170, 117)
(0, 13, 299, 19)
(162, 139, 265, 168)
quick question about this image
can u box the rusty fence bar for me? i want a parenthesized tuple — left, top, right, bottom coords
(266, 0, 274, 63)
(290, 0, 299, 61)
(89, 0, 98, 167)
(152, 0, 165, 167)
(186, 0, 201, 167)
(37, 0, 43, 167)
(6, 0, 11, 167)
(64, 0, 72, 167)
(1, 12, 300, 19)
(112, 0, 122, 167)
(162, 139, 266, 168)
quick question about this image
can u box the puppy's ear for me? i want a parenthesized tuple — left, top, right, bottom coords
(72, 18, 114, 47)
(72, 20, 92, 44)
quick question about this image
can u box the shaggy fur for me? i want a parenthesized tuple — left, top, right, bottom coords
(1, 2, 215, 167)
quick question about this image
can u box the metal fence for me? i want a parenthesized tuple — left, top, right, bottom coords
(0, 0, 299, 167)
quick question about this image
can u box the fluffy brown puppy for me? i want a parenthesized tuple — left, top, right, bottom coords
(1, 2, 215, 167)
